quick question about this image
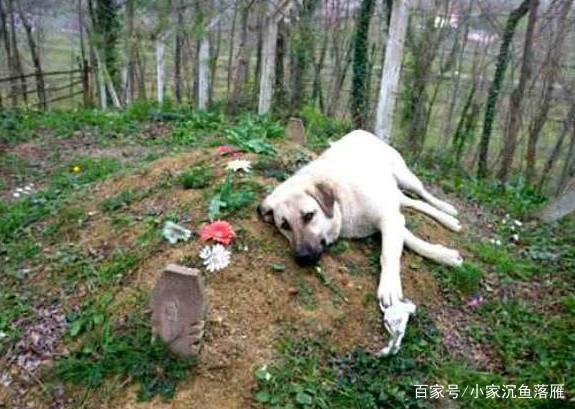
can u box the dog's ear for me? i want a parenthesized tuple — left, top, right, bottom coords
(257, 203, 274, 224)
(308, 182, 335, 218)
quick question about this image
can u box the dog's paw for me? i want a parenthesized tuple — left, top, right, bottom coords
(438, 201, 458, 217)
(377, 276, 403, 308)
(444, 215, 462, 232)
(438, 247, 463, 267)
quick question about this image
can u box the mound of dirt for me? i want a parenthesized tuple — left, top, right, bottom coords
(25, 142, 470, 408)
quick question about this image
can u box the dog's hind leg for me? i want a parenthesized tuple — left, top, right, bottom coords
(400, 192, 461, 232)
(392, 161, 458, 217)
(403, 228, 463, 267)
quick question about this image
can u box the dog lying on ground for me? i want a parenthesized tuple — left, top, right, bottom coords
(258, 130, 463, 310)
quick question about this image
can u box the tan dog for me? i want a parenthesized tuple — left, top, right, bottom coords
(258, 130, 463, 308)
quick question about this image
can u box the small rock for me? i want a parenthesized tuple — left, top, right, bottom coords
(287, 287, 299, 296)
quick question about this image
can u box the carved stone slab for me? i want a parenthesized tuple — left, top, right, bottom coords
(150, 264, 206, 357)
(286, 117, 306, 145)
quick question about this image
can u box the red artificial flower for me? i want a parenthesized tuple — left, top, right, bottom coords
(200, 220, 236, 245)
(215, 145, 240, 157)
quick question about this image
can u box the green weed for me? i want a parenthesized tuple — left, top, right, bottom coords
(100, 189, 137, 212)
(54, 305, 196, 401)
(180, 166, 213, 189)
(207, 173, 259, 220)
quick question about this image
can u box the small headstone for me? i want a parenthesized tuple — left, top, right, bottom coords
(286, 117, 306, 145)
(151, 264, 206, 357)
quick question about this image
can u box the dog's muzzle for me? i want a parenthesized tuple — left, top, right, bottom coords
(295, 248, 321, 266)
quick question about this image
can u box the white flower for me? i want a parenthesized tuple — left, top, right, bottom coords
(514, 219, 523, 227)
(199, 244, 231, 272)
(226, 159, 252, 173)
(13, 192, 20, 198)
(512, 234, 519, 242)
(162, 221, 192, 244)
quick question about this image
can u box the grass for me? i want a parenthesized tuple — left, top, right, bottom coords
(254, 313, 444, 409)
(180, 166, 214, 189)
(55, 301, 197, 402)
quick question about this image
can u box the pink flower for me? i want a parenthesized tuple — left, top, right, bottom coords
(215, 145, 240, 157)
(200, 220, 236, 245)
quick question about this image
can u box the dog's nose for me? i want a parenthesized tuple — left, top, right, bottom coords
(295, 249, 319, 266)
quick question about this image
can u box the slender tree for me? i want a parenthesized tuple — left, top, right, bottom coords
(497, 0, 538, 183)
(477, 0, 530, 178)
(525, 0, 573, 184)
(350, 0, 375, 128)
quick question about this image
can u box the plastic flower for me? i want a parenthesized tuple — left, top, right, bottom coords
(215, 145, 240, 156)
(199, 244, 231, 272)
(162, 221, 192, 244)
(200, 220, 235, 245)
(226, 159, 252, 173)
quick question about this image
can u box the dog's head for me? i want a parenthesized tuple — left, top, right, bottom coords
(258, 179, 341, 266)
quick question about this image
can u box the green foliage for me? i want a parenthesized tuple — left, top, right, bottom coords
(435, 262, 483, 298)
(100, 189, 137, 212)
(0, 291, 33, 353)
(300, 106, 351, 150)
(328, 240, 350, 255)
(208, 173, 259, 220)
(471, 241, 535, 279)
(180, 166, 213, 189)
(254, 313, 444, 409)
(414, 155, 546, 217)
(54, 307, 196, 401)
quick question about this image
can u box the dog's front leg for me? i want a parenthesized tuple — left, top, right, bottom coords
(377, 212, 405, 307)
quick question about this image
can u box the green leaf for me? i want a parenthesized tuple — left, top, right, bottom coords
(69, 320, 83, 337)
(255, 390, 271, 403)
(271, 263, 286, 272)
(255, 366, 272, 382)
(295, 391, 313, 406)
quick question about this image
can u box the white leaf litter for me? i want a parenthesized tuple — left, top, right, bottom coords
(378, 299, 416, 357)
(199, 244, 231, 272)
(225, 159, 252, 173)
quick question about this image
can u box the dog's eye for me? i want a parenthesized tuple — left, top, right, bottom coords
(302, 211, 315, 224)
(280, 219, 291, 231)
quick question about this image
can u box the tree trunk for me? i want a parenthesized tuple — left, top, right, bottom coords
(228, 1, 251, 113)
(525, 0, 573, 184)
(557, 121, 575, 195)
(537, 177, 575, 222)
(290, 0, 319, 113)
(156, 34, 166, 105)
(477, 0, 530, 178)
(0, 0, 17, 107)
(350, 0, 375, 129)
(17, 0, 47, 110)
(174, 0, 185, 104)
(257, 15, 278, 115)
(537, 103, 575, 192)
(374, 0, 409, 142)
(197, 34, 210, 109)
(8, 0, 27, 105)
(497, 0, 538, 183)
(123, 0, 135, 105)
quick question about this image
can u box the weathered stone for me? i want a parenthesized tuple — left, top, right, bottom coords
(286, 117, 306, 145)
(150, 264, 206, 357)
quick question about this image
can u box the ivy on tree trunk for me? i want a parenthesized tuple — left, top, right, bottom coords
(476, 0, 530, 179)
(351, 0, 375, 129)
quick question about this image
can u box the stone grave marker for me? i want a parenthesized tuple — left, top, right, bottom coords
(150, 264, 206, 357)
